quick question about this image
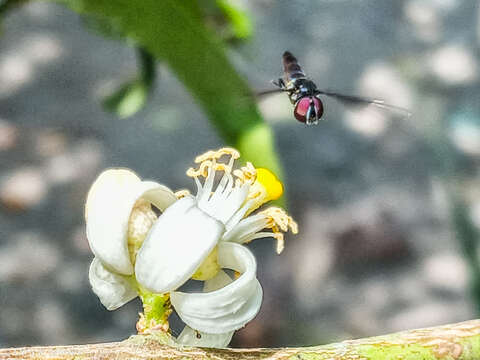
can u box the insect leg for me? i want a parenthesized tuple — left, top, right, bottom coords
(272, 78, 286, 89)
(305, 98, 318, 125)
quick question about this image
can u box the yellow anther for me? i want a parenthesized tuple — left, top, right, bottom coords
(233, 162, 257, 186)
(187, 148, 240, 179)
(258, 207, 298, 254)
(262, 207, 298, 233)
(213, 163, 230, 172)
(194, 147, 240, 163)
(187, 160, 213, 178)
(174, 189, 190, 199)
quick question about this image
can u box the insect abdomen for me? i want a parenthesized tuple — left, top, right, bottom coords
(283, 51, 305, 80)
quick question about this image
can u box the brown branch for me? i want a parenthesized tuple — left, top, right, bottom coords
(1, 319, 479, 360)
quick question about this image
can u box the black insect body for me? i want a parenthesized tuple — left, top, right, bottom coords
(263, 51, 410, 125)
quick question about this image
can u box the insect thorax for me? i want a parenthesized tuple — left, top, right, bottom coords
(286, 77, 318, 103)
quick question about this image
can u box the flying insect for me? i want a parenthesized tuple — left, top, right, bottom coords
(260, 51, 410, 125)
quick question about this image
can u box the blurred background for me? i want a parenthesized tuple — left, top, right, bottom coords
(1, 0, 480, 349)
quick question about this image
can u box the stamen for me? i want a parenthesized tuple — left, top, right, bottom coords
(239, 168, 284, 217)
(187, 148, 240, 180)
(221, 172, 234, 197)
(225, 206, 297, 253)
(257, 207, 298, 254)
(208, 172, 231, 203)
(225, 198, 256, 231)
(194, 177, 203, 197)
(275, 234, 285, 254)
(233, 162, 257, 186)
(174, 189, 191, 199)
(194, 147, 240, 163)
(260, 207, 298, 233)
(187, 160, 213, 178)
(185, 148, 250, 224)
(241, 231, 284, 253)
(202, 160, 216, 200)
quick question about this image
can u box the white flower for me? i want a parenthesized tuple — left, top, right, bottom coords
(85, 148, 297, 347)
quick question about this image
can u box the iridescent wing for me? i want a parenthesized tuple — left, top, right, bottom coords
(255, 88, 285, 97)
(316, 89, 412, 117)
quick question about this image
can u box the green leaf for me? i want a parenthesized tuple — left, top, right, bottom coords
(102, 47, 155, 118)
(102, 80, 148, 119)
(216, 0, 253, 40)
(54, 0, 285, 202)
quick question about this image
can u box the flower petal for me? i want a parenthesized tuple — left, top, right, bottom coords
(203, 270, 232, 293)
(177, 281, 262, 334)
(171, 242, 263, 334)
(135, 197, 225, 293)
(175, 271, 234, 347)
(89, 257, 138, 310)
(142, 182, 178, 212)
(86, 169, 176, 275)
(171, 243, 256, 317)
(176, 326, 233, 348)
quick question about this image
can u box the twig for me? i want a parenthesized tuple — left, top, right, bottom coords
(1, 319, 479, 359)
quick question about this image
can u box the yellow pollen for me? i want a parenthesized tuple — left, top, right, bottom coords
(127, 198, 157, 264)
(186, 160, 213, 178)
(174, 189, 191, 199)
(186, 148, 239, 179)
(194, 147, 240, 163)
(258, 207, 298, 254)
(233, 162, 257, 186)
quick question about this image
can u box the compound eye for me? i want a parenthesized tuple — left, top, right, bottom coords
(294, 97, 323, 123)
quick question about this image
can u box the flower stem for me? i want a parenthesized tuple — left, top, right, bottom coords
(137, 289, 172, 334)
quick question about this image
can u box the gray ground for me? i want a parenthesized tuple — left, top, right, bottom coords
(0, 0, 479, 348)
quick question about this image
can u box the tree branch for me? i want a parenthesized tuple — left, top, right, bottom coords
(1, 319, 479, 359)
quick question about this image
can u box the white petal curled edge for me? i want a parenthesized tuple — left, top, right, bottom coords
(177, 280, 263, 334)
(172, 243, 257, 318)
(135, 197, 225, 294)
(203, 269, 233, 293)
(89, 257, 138, 310)
(175, 270, 234, 348)
(171, 242, 263, 334)
(86, 168, 177, 275)
(176, 326, 233, 348)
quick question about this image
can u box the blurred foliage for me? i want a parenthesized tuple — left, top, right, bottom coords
(81, 0, 252, 119)
(0, 0, 28, 27)
(214, 0, 253, 42)
(102, 47, 156, 119)
(452, 200, 480, 313)
(0, 0, 27, 14)
(428, 106, 480, 313)
(53, 0, 283, 182)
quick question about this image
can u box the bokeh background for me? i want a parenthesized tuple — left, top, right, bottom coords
(1, 0, 480, 348)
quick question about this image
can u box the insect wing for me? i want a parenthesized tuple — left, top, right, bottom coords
(255, 88, 285, 97)
(317, 90, 411, 117)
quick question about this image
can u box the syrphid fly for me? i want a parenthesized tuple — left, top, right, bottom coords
(259, 51, 410, 125)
